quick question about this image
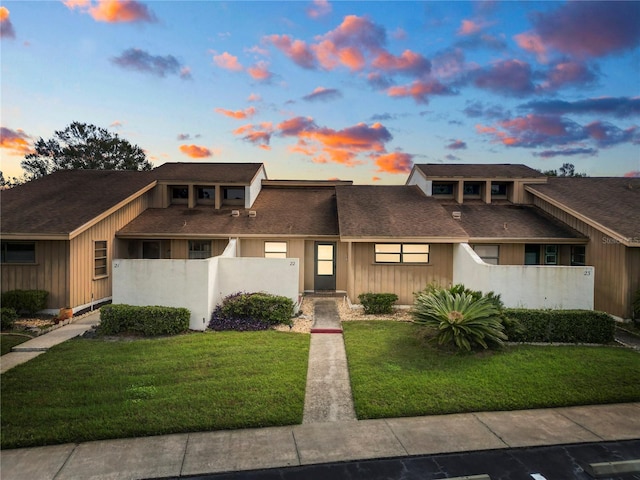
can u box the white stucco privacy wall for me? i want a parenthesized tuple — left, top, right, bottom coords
(113, 238, 299, 331)
(453, 243, 594, 310)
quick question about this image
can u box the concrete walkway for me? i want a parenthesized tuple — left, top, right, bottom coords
(302, 299, 357, 423)
(1, 311, 100, 374)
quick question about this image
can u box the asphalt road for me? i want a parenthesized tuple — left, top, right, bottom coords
(180, 440, 640, 480)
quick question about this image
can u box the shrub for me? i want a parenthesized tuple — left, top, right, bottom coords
(1, 308, 18, 330)
(100, 304, 190, 336)
(358, 293, 399, 315)
(504, 309, 615, 344)
(209, 292, 294, 331)
(1, 290, 49, 315)
(413, 289, 507, 351)
(633, 288, 640, 320)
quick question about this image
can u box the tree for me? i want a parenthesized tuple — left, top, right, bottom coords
(0, 171, 25, 188)
(21, 122, 152, 181)
(540, 163, 587, 177)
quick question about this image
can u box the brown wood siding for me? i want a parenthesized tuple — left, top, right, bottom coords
(349, 243, 453, 304)
(68, 193, 150, 308)
(533, 196, 633, 317)
(498, 244, 523, 265)
(626, 248, 640, 318)
(239, 238, 306, 291)
(168, 239, 229, 259)
(1, 240, 70, 309)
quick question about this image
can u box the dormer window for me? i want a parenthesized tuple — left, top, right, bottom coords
(171, 186, 189, 204)
(463, 182, 482, 197)
(432, 182, 454, 196)
(491, 182, 508, 198)
(197, 187, 215, 204)
(223, 187, 245, 206)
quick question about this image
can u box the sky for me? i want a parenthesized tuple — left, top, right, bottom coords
(1, 0, 639, 184)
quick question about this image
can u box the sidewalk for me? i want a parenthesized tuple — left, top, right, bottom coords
(1, 301, 639, 479)
(0, 311, 100, 374)
(2, 403, 639, 480)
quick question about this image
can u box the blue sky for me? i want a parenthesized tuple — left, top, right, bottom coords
(1, 0, 639, 183)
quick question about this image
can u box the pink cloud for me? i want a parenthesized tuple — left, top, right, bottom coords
(386, 79, 453, 104)
(233, 122, 274, 147)
(372, 49, 431, 76)
(514, 32, 548, 62)
(266, 34, 316, 69)
(307, 0, 331, 18)
(179, 144, 212, 158)
(473, 59, 534, 96)
(214, 107, 257, 120)
(247, 61, 272, 81)
(213, 52, 243, 71)
(277, 117, 316, 136)
(624, 171, 640, 178)
(446, 139, 467, 150)
(538, 61, 596, 91)
(457, 19, 483, 36)
(64, 0, 156, 23)
(247, 93, 262, 102)
(302, 86, 342, 102)
(374, 151, 414, 174)
(530, 1, 640, 58)
(0, 6, 16, 39)
(0, 127, 33, 155)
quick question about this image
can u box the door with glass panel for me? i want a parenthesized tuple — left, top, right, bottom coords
(314, 242, 336, 291)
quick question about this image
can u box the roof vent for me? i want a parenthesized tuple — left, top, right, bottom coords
(248, 210, 257, 218)
(231, 210, 240, 217)
(452, 211, 461, 220)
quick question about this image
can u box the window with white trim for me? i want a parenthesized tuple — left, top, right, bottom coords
(571, 245, 586, 266)
(375, 244, 429, 263)
(94, 241, 107, 277)
(265, 241, 287, 259)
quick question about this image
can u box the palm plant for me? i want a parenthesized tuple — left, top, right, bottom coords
(413, 289, 507, 351)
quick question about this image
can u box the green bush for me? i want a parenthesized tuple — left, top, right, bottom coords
(504, 309, 615, 344)
(214, 292, 295, 329)
(413, 289, 507, 351)
(358, 293, 399, 315)
(100, 304, 190, 336)
(1, 290, 49, 315)
(1, 308, 18, 330)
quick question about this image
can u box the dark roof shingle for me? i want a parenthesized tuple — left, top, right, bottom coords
(151, 162, 264, 183)
(117, 186, 338, 237)
(336, 185, 468, 239)
(527, 177, 640, 242)
(1, 169, 154, 236)
(416, 164, 545, 178)
(440, 204, 586, 240)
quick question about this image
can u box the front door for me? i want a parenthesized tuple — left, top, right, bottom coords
(314, 242, 336, 291)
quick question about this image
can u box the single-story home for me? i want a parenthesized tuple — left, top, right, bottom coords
(2, 162, 638, 326)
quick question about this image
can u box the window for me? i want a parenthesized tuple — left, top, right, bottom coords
(223, 187, 245, 205)
(94, 241, 107, 277)
(171, 186, 189, 204)
(473, 245, 499, 265)
(432, 183, 454, 195)
(524, 244, 540, 265)
(197, 187, 215, 203)
(491, 182, 508, 197)
(189, 240, 212, 259)
(571, 245, 586, 266)
(375, 244, 429, 263)
(265, 241, 287, 259)
(1, 241, 36, 264)
(463, 182, 481, 196)
(544, 245, 558, 265)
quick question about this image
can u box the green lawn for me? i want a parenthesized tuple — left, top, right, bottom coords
(343, 321, 640, 419)
(1, 334, 31, 356)
(1, 331, 310, 449)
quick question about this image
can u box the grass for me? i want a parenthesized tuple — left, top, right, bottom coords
(1, 334, 32, 355)
(342, 321, 640, 420)
(1, 331, 310, 449)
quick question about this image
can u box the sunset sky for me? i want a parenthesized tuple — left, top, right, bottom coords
(1, 0, 639, 183)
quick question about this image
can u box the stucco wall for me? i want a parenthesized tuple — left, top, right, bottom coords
(453, 243, 594, 309)
(113, 239, 299, 330)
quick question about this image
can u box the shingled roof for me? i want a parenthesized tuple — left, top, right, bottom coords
(416, 164, 546, 178)
(440, 204, 586, 240)
(335, 185, 468, 240)
(526, 177, 640, 245)
(1, 170, 154, 237)
(117, 186, 339, 237)
(151, 162, 264, 183)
